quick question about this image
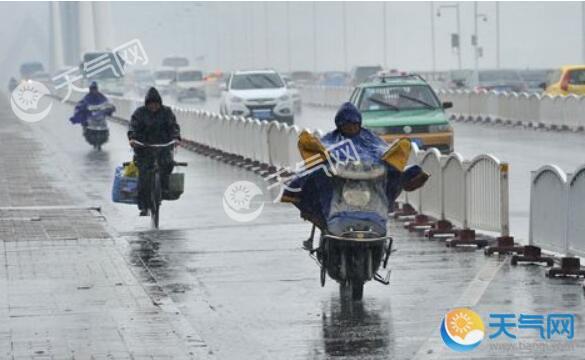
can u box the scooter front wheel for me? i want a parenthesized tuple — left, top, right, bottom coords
(340, 279, 364, 301)
(351, 281, 364, 301)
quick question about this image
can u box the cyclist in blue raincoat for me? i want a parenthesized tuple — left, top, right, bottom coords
(70, 82, 114, 126)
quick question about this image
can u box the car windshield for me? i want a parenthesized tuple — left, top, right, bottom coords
(155, 71, 175, 80)
(479, 70, 522, 82)
(230, 73, 284, 90)
(568, 69, 585, 85)
(178, 71, 203, 81)
(359, 85, 440, 111)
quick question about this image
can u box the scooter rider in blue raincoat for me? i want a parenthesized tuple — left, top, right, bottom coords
(70, 81, 115, 126)
(281, 102, 428, 249)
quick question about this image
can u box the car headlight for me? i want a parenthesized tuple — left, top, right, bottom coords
(428, 124, 452, 133)
(231, 96, 243, 103)
(279, 94, 290, 101)
(342, 182, 371, 207)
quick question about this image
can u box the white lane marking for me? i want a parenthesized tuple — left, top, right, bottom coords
(412, 257, 506, 360)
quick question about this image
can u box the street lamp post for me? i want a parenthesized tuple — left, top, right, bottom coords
(286, 2, 291, 72)
(496, 2, 500, 68)
(582, 2, 585, 63)
(436, 3, 462, 70)
(473, 2, 488, 86)
(383, 2, 388, 69)
(342, 2, 348, 71)
(313, 2, 317, 72)
(264, 2, 269, 68)
(430, 2, 436, 74)
(474, 2, 478, 82)
(215, 3, 221, 70)
(248, 4, 254, 68)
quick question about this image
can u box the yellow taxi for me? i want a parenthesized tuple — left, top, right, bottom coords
(544, 65, 585, 96)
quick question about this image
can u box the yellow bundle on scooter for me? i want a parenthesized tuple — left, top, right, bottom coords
(123, 161, 139, 177)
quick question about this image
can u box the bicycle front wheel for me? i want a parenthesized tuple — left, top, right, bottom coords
(150, 172, 161, 229)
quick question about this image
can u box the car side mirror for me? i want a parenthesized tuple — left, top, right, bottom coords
(442, 101, 453, 109)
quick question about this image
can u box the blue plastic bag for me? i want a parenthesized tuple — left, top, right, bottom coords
(112, 165, 138, 204)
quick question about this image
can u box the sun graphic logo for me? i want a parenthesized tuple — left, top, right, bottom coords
(222, 181, 264, 222)
(10, 80, 53, 123)
(440, 307, 485, 352)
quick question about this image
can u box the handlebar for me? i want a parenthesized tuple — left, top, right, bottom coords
(130, 140, 177, 148)
(125, 140, 187, 167)
(122, 160, 187, 167)
(87, 103, 114, 111)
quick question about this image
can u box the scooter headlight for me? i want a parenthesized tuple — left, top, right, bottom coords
(342, 182, 371, 207)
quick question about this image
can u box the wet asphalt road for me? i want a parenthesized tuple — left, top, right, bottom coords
(24, 97, 585, 359)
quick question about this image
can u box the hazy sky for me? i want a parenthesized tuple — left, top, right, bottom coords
(1, 1, 584, 83)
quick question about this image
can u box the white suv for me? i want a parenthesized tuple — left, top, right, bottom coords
(220, 70, 294, 124)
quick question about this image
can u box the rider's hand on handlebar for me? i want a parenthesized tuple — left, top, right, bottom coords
(129, 139, 138, 148)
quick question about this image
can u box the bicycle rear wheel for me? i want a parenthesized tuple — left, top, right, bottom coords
(150, 172, 161, 229)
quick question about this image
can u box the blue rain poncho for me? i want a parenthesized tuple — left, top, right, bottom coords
(282, 102, 425, 232)
(70, 82, 113, 125)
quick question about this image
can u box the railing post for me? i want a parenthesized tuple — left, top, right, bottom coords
(562, 173, 571, 256)
(462, 160, 470, 230)
(528, 170, 536, 246)
(499, 162, 510, 237)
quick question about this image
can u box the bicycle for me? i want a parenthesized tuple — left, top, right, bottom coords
(126, 139, 187, 229)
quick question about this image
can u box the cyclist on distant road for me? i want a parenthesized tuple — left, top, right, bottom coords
(128, 87, 181, 216)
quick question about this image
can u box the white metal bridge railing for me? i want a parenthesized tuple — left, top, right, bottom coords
(403, 144, 510, 238)
(104, 95, 511, 240)
(530, 164, 585, 258)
